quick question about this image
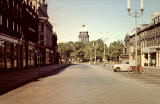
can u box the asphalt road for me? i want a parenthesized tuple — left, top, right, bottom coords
(0, 64, 160, 104)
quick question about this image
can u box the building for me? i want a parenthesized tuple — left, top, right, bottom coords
(151, 12, 160, 23)
(119, 34, 130, 62)
(140, 14, 160, 67)
(51, 32, 59, 64)
(79, 25, 89, 43)
(38, 0, 59, 65)
(0, 0, 39, 70)
(122, 14, 160, 68)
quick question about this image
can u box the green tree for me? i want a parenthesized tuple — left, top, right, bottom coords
(58, 41, 74, 62)
(58, 39, 124, 63)
(109, 40, 124, 62)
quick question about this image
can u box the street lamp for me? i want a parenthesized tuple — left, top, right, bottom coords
(100, 32, 108, 63)
(127, 0, 144, 71)
(93, 42, 97, 64)
(89, 47, 92, 64)
(35, 49, 40, 75)
(35, 40, 45, 76)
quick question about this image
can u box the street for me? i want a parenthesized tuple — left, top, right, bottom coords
(0, 64, 160, 104)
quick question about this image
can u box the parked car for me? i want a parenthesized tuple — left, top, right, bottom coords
(113, 60, 136, 72)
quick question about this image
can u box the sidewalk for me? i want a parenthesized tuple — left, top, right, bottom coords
(0, 64, 70, 95)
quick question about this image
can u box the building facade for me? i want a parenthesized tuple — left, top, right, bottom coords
(123, 14, 160, 67)
(79, 25, 89, 43)
(0, 0, 39, 70)
(38, 0, 59, 65)
(140, 15, 160, 67)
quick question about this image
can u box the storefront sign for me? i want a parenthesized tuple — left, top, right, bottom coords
(149, 48, 156, 53)
(142, 47, 156, 53)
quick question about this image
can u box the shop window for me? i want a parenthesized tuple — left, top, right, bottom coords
(13, 44, 18, 68)
(0, 41, 5, 69)
(6, 42, 11, 69)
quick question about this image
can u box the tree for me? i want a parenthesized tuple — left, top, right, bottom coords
(58, 41, 74, 62)
(109, 40, 124, 62)
(58, 40, 124, 63)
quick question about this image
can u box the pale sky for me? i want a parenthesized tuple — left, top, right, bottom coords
(46, 0, 160, 44)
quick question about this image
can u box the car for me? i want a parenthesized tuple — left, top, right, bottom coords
(113, 60, 136, 72)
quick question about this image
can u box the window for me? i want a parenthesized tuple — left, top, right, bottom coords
(17, 24, 18, 32)
(7, 0, 9, 8)
(6, 19, 8, 28)
(26, 8, 29, 12)
(13, 22, 14, 31)
(29, 11, 32, 16)
(0, 0, 3, 5)
(0, 15, 2, 25)
(20, 26, 21, 33)
(40, 35, 44, 40)
(125, 48, 127, 54)
(17, 4, 18, 10)
(41, 23, 44, 32)
(0, 40, 5, 69)
(13, 0, 15, 7)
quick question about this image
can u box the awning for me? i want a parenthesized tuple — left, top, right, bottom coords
(0, 33, 18, 44)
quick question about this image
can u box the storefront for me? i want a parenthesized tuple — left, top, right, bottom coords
(141, 47, 157, 67)
(45, 49, 50, 64)
(28, 42, 36, 67)
(0, 34, 19, 70)
(0, 40, 5, 69)
(0, 34, 38, 70)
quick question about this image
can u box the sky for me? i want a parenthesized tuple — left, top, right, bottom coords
(46, 0, 160, 44)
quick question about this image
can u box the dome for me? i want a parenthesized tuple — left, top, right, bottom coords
(80, 24, 88, 32)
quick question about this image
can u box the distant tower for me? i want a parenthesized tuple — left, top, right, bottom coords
(79, 25, 89, 43)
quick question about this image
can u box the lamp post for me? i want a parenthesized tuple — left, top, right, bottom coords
(103, 37, 108, 65)
(89, 48, 91, 64)
(93, 42, 97, 64)
(35, 40, 45, 76)
(100, 32, 108, 63)
(127, 0, 144, 71)
(35, 43, 40, 76)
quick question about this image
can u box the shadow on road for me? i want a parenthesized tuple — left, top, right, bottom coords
(0, 64, 75, 95)
(36, 64, 76, 80)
